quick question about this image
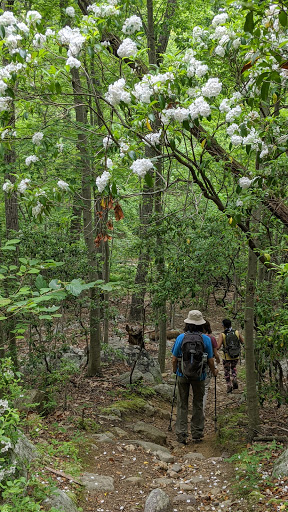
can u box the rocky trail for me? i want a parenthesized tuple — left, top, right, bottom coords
(24, 302, 287, 512)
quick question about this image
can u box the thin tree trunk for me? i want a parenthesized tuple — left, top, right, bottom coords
(244, 247, 260, 438)
(71, 67, 102, 376)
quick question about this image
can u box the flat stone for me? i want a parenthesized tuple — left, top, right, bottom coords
(156, 451, 174, 463)
(91, 433, 115, 443)
(179, 483, 194, 491)
(132, 422, 167, 446)
(126, 476, 145, 487)
(111, 427, 127, 437)
(171, 463, 182, 473)
(155, 408, 171, 421)
(144, 488, 172, 512)
(144, 404, 155, 416)
(173, 494, 196, 504)
(184, 452, 205, 460)
(154, 478, 174, 487)
(130, 440, 170, 454)
(80, 473, 114, 491)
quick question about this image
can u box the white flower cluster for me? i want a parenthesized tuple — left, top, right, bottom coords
(96, 171, 111, 192)
(88, 2, 119, 17)
(133, 72, 174, 104)
(130, 158, 154, 178)
(105, 78, 131, 106)
(57, 180, 70, 191)
(56, 142, 64, 152)
(66, 6, 75, 17)
(26, 10, 42, 24)
(6, 34, 22, 50)
(0, 400, 9, 414)
(119, 140, 129, 158)
(0, 97, 10, 112)
(239, 177, 252, 189)
(32, 201, 43, 217)
(117, 38, 138, 58)
(18, 178, 31, 193)
(66, 56, 81, 68)
(58, 26, 86, 58)
(122, 15, 142, 34)
(183, 50, 208, 78)
(32, 33, 46, 49)
(161, 96, 211, 125)
(1, 439, 12, 453)
(103, 136, 113, 149)
(202, 78, 222, 98)
(144, 131, 162, 146)
(211, 12, 228, 27)
(0, 11, 17, 26)
(226, 105, 242, 123)
(106, 158, 113, 169)
(2, 180, 14, 193)
(189, 96, 211, 119)
(25, 155, 39, 166)
(32, 132, 44, 145)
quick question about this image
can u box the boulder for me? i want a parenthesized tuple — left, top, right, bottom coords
(144, 488, 172, 512)
(153, 384, 175, 401)
(80, 472, 114, 491)
(15, 389, 47, 414)
(42, 489, 78, 512)
(272, 448, 288, 477)
(132, 421, 167, 445)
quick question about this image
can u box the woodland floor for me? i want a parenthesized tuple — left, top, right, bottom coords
(23, 297, 288, 512)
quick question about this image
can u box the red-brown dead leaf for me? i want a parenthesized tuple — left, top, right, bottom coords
(107, 220, 114, 230)
(280, 61, 288, 69)
(108, 197, 114, 210)
(114, 203, 124, 221)
(241, 58, 259, 73)
(103, 234, 112, 242)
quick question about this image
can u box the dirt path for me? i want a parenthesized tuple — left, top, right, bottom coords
(75, 356, 250, 512)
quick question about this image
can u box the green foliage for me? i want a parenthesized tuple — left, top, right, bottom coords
(228, 442, 278, 497)
(101, 396, 147, 415)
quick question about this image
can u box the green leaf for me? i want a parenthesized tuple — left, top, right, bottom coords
(111, 181, 117, 196)
(0, 298, 11, 307)
(261, 81, 270, 101)
(99, 283, 113, 292)
(65, 279, 85, 296)
(144, 172, 154, 188)
(0, 25, 5, 39)
(182, 120, 190, 132)
(55, 82, 62, 94)
(6, 239, 21, 245)
(279, 10, 287, 27)
(35, 274, 48, 291)
(170, 139, 176, 151)
(158, 94, 165, 110)
(49, 279, 61, 290)
(270, 70, 281, 83)
(285, 276, 288, 294)
(244, 11, 254, 34)
(27, 268, 40, 274)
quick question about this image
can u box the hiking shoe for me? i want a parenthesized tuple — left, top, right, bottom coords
(177, 435, 187, 445)
(232, 379, 238, 390)
(192, 437, 203, 443)
(227, 384, 232, 393)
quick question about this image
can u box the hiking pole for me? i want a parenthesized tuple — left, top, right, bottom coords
(214, 375, 217, 432)
(168, 375, 177, 431)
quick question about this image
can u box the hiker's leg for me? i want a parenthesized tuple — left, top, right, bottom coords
(231, 360, 238, 389)
(223, 360, 232, 392)
(190, 380, 205, 439)
(203, 374, 211, 412)
(176, 376, 190, 440)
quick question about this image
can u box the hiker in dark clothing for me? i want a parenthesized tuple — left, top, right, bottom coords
(203, 320, 220, 411)
(217, 318, 244, 393)
(172, 310, 218, 444)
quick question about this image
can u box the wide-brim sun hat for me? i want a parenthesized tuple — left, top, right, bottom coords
(184, 310, 206, 325)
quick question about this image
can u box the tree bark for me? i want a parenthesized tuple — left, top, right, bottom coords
(244, 246, 260, 438)
(71, 67, 102, 376)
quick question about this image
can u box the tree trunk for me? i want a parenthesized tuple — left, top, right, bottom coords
(244, 247, 260, 438)
(71, 67, 102, 376)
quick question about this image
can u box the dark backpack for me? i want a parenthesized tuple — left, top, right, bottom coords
(181, 332, 207, 380)
(224, 329, 240, 359)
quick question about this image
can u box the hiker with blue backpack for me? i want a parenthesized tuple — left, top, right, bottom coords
(217, 318, 244, 393)
(172, 310, 218, 445)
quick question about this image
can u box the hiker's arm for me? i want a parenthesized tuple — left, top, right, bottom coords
(172, 355, 178, 374)
(208, 358, 218, 377)
(213, 347, 220, 364)
(217, 333, 223, 350)
(239, 333, 244, 344)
